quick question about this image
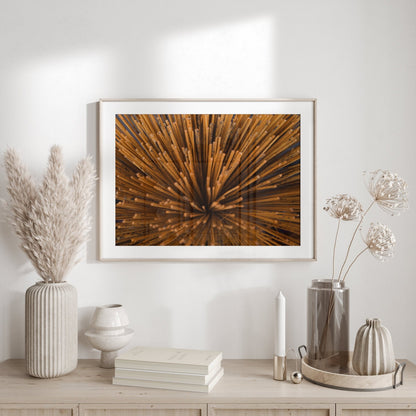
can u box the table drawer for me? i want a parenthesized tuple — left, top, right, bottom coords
(0, 404, 77, 416)
(209, 404, 334, 416)
(80, 404, 206, 416)
(337, 404, 416, 416)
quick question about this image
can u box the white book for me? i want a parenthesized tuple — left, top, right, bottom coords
(114, 367, 219, 385)
(113, 367, 224, 393)
(115, 346, 222, 375)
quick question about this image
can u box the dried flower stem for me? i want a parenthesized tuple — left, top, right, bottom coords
(331, 218, 341, 281)
(341, 247, 368, 282)
(319, 285, 337, 359)
(337, 200, 375, 281)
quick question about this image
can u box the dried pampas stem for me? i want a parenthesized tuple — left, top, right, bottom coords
(3, 146, 96, 283)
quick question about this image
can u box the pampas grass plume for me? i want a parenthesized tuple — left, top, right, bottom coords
(3, 146, 96, 283)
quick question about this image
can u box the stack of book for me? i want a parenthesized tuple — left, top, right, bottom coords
(113, 346, 224, 392)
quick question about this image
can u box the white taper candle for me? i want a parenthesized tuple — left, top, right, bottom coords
(274, 291, 286, 357)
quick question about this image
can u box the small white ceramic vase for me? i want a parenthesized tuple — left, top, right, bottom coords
(26, 281, 78, 378)
(85, 304, 134, 368)
(352, 318, 395, 375)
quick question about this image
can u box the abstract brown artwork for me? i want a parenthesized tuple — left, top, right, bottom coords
(115, 114, 300, 246)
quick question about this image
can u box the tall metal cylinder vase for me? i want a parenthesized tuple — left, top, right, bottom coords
(307, 279, 349, 373)
(25, 281, 78, 378)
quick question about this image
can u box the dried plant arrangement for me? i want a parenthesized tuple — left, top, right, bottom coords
(315, 170, 409, 360)
(324, 170, 409, 282)
(3, 146, 96, 283)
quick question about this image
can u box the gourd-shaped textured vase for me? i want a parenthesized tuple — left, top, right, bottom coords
(352, 318, 395, 375)
(25, 282, 78, 378)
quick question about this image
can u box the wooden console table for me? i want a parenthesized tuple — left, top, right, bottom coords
(0, 359, 415, 415)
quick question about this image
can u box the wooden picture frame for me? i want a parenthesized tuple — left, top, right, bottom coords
(99, 99, 316, 261)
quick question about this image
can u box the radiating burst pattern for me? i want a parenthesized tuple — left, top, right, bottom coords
(115, 114, 300, 246)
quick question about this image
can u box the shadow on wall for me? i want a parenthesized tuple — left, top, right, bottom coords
(0, 0, 281, 268)
(207, 287, 274, 359)
(138, 305, 174, 349)
(86, 102, 99, 263)
(8, 291, 25, 358)
(78, 306, 96, 355)
(0, 0, 283, 361)
(84, 13, 279, 262)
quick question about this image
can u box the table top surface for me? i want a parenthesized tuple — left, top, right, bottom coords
(0, 359, 415, 404)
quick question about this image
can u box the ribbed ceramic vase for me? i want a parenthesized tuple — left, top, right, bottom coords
(352, 318, 395, 375)
(25, 281, 78, 378)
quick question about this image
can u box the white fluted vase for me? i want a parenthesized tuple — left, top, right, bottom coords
(25, 281, 78, 378)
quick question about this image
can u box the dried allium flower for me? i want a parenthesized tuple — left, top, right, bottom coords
(323, 194, 363, 221)
(364, 170, 408, 215)
(364, 222, 396, 261)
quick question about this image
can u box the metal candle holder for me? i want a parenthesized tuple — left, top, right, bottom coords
(273, 355, 287, 381)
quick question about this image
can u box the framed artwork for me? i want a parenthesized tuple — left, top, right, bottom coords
(99, 99, 316, 261)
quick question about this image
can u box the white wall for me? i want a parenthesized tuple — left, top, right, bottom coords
(1, 0, 415, 362)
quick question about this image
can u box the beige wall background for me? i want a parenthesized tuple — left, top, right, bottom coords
(0, 0, 415, 362)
